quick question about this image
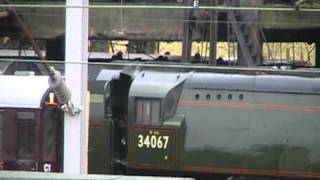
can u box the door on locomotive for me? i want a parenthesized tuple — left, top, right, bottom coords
(0, 75, 63, 172)
(99, 67, 139, 173)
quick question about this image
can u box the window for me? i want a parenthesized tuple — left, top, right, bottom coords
(163, 84, 183, 120)
(2, 110, 17, 161)
(136, 99, 160, 125)
(42, 108, 59, 161)
(17, 112, 35, 159)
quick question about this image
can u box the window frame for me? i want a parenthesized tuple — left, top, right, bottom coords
(163, 84, 183, 120)
(135, 98, 161, 125)
(41, 107, 61, 162)
(16, 111, 37, 159)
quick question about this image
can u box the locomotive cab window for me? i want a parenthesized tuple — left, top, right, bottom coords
(164, 84, 183, 120)
(136, 99, 160, 125)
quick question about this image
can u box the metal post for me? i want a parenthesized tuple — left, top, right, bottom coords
(64, 0, 88, 174)
(316, 43, 320, 67)
(227, 21, 231, 64)
(18, 39, 21, 58)
(182, 0, 193, 62)
(293, 42, 295, 63)
(280, 42, 282, 63)
(209, 0, 218, 65)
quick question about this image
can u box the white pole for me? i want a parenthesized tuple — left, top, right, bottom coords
(64, 0, 88, 174)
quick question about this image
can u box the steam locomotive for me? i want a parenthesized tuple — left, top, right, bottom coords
(1, 62, 320, 179)
(97, 66, 320, 179)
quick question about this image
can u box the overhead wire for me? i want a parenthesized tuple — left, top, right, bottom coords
(1, 57, 320, 75)
(0, 4, 320, 12)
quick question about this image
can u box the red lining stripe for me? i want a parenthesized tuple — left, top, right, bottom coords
(181, 165, 320, 179)
(179, 100, 320, 113)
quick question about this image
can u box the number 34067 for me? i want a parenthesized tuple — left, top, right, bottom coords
(137, 134, 169, 149)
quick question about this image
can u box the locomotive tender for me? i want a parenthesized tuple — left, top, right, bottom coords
(100, 66, 320, 179)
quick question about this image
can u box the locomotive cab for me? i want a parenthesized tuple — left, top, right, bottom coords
(126, 71, 190, 171)
(101, 67, 139, 173)
(0, 75, 63, 172)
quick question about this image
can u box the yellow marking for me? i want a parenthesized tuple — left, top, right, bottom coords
(49, 92, 55, 104)
(164, 155, 168, 160)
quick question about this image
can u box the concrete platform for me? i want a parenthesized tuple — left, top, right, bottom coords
(0, 171, 193, 180)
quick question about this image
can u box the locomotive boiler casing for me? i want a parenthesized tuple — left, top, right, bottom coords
(125, 69, 320, 179)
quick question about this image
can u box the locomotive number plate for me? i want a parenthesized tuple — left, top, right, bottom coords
(129, 126, 178, 168)
(137, 134, 169, 149)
